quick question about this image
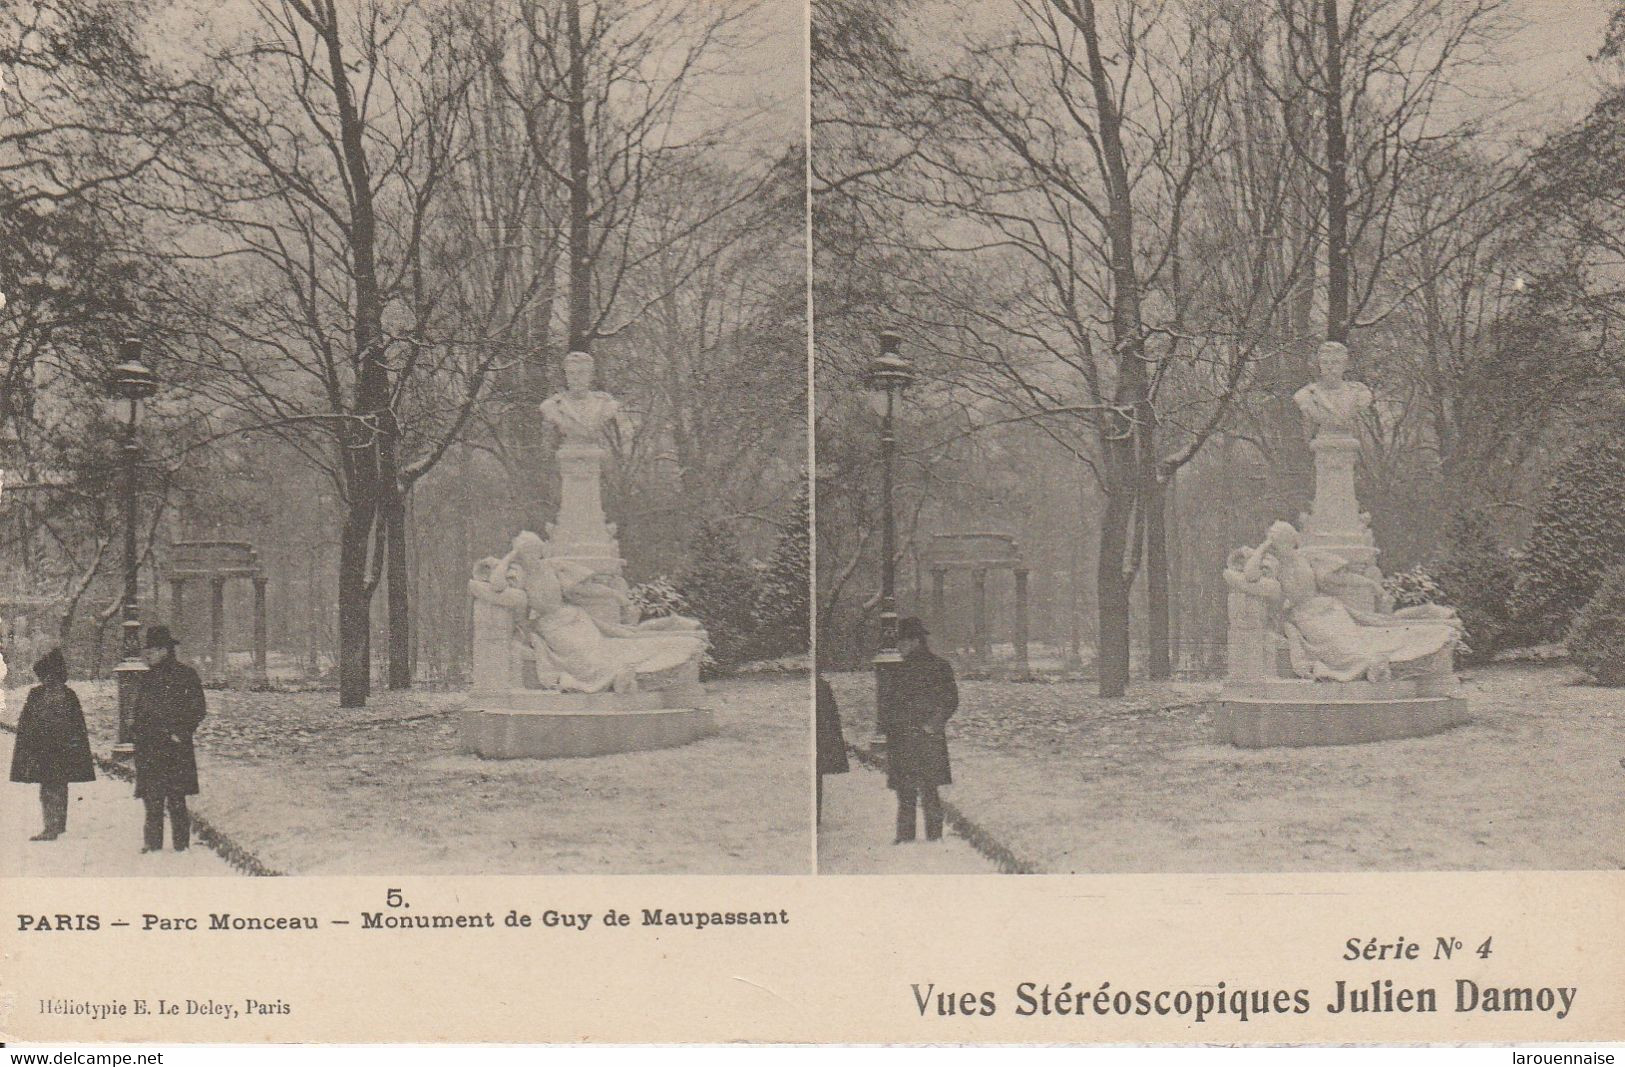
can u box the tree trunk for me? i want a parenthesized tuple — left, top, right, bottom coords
(565, 0, 592, 355)
(407, 490, 420, 683)
(1068, 514, 1083, 668)
(1268, 125, 1319, 521)
(1323, 0, 1349, 343)
(1076, 0, 1150, 697)
(306, 550, 320, 677)
(492, 4, 563, 521)
(1095, 477, 1134, 697)
(1145, 466, 1171, 680)
(385, 487, 411, 690)
(92, 620, 107, 679)
(311, 0, 391, 708)
(337, 503, 375, 708)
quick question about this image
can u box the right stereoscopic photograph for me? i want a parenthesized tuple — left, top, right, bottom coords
(811, 0, 1625, 875)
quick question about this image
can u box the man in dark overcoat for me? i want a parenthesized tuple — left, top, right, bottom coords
(9, 649, 95, 841)
(882, 617, 958, 843)
(131, 625, 207, 853)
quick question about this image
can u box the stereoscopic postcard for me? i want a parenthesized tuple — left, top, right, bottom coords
(1, 0, 1621, 1048)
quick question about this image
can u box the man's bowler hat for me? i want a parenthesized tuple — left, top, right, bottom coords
(143, 625, 180, 650)
(897, 617, 929, 641)
(32, 648, 67, 683)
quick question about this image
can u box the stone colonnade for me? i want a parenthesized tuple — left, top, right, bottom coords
(166, 540, 267, 686)
(925, 532, 1029, 674)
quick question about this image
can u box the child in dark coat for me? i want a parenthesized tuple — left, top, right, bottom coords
(9, 649, 96, 841)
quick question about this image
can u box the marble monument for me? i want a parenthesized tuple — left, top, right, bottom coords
(461, 351, 714, 759)
(1216, 343, 1470, 747)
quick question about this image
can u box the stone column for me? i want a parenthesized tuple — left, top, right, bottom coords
(469, 593, 518, 695)
(971, 568, 989, 666)
(1305, 431, 1380, 610)
(252, 576, 269, 686)
(1306, 432, 1362, 537)
(1013, 567, 1030, 674)
(209, 577, 227, 684)
(551, 443, 620, 565)
(1225, 585, 1273, 682)
(169, 578, 186, 631)
(930, 568, 947, 643)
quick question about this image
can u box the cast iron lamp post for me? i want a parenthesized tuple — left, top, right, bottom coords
(863, 330, 915, 748)
(107, 338, 157, 759)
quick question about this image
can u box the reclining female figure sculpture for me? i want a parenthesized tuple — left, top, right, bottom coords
(1224, 521, 1461, 684)
(469, 532, 706, 696)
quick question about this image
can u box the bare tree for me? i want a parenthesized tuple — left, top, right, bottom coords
(610, 151, 805, 543)
(838, 0, 1272, 693)
(139, 0, 485, 705)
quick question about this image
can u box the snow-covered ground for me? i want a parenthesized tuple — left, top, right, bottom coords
(817, 757, 995, 875)
(7, 675, 812, 876)
(0, 730, 235, 876)
(823, 663, 1625, 873)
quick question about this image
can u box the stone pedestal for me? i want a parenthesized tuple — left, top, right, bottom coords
(546, 443, 621, 573)
(470, 594, 521, 694)
(1305, 432, 1378, 567)
(461, 701, 716, 760)
(1225, 583, 1273, 682)
(462, 666, 713, 759)
(1218, 678, 1469, 748)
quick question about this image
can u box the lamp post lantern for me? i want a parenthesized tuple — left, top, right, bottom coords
(863, 330, 915, 748)
(108, 338, 157, 759)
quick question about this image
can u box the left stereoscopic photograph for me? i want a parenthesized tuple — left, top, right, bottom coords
(0, 0, 810, 877)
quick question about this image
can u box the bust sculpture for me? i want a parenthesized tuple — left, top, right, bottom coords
(540, 351, 619, 445)
(1293, 342, 1372, 439)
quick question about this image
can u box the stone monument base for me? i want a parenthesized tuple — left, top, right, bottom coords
(461, 686, 714, 759)
(1217, 679, 1469, 748)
